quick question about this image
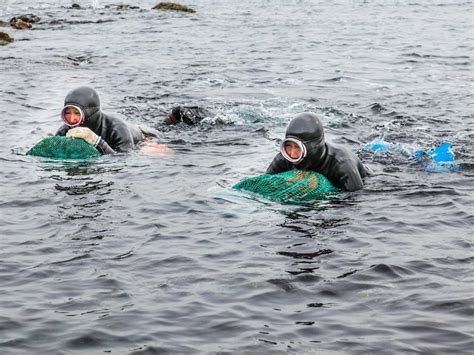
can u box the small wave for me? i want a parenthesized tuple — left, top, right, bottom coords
(403, 53, 471, 59)
(55, 181, 114, 195)
(44, 18, 115, 27)
(278, 249, 333, 260)
(322, 76, 353, 82)
(369, 103, 387, 112)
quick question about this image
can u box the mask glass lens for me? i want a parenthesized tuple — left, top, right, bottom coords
(280, 138, 307, 164)
(61, 105, 84, 127)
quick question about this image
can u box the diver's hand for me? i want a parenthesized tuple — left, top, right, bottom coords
(66, 127, 100, 146)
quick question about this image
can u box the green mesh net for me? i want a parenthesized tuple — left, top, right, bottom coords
(232, 169, 339, 203)
(27, 136, 100, 159)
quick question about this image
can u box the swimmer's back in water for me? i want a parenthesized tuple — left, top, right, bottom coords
(165, 106, 212, 125)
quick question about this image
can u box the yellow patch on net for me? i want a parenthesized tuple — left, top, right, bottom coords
(233, 169, 338, 204)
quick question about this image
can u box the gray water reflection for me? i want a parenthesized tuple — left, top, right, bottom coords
(1, 0, 473, 353)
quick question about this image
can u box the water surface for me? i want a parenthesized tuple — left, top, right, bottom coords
(1, 0, 473, 353)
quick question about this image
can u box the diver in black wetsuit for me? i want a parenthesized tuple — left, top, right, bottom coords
(266, 112, 369, 192)
(165, 106, 211, 125)
(56, 86, 148, 154)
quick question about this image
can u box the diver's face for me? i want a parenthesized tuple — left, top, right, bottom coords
(280, 137, 307, 164)
(284, 141, 302, 160)
(63, 107, 82, 126)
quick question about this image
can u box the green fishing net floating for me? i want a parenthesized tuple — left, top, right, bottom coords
(233, 169, 339, 203)
(27, 136, 100, 159)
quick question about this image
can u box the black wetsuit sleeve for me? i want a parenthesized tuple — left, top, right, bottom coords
(128, 123, 146, 143)
(107, 125, 136, 153)
(266, 153, 293, 174)
(335, 160, 364, 192)
(137, 125, 160, 139)
(55, 125, 70, 136)
(96, 138, 115, 154)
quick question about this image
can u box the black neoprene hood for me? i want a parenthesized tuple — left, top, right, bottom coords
(285, 112, 325, 143)
(285, 112, 327, 169)
(64, 86, 101, 121)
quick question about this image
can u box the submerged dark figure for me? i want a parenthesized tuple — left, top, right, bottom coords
(165, 106, 211, 125)
(266, 112, 369, 191)
(56, 86, 145, 154)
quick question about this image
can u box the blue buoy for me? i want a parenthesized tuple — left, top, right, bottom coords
(364, 139, 458, 172)
(363, 139, 392, 152)
(421, 142, 454, 163)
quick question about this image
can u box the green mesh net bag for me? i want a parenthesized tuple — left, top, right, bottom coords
(232, 169, 339, 203)
(27, 136, 100, 159)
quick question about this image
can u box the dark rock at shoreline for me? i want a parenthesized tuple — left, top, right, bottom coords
(10, 14, 41, 29)
(10, 18, 32, 29)
(12, 14, 41, 24)
(152, 2, 196, 13)
(0, 32, 14, 45)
